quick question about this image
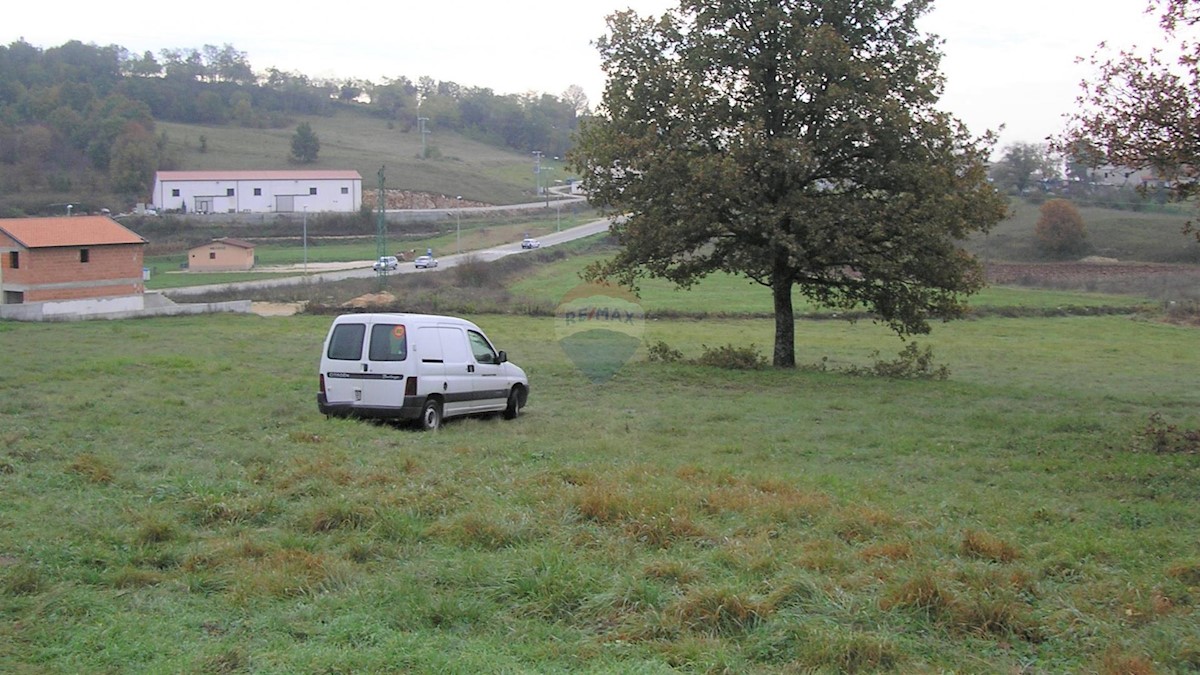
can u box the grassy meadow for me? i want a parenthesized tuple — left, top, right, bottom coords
(2, 288, 1199, 671)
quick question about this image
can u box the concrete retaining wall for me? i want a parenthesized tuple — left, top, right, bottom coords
(0, 293, 251, 322)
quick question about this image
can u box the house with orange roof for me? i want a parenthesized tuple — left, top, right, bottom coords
(0, 216, 146, 305)
(152, 170, 363, 214)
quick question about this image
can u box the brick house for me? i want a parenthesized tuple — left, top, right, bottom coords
(188, 237, 256, 271)
(0, 216, 146, 304)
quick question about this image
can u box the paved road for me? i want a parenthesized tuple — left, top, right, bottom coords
(162, 217, 612, 298)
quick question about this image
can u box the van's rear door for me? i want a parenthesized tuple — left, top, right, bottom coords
(322, 320, 367, 408)
(359, 320, 409, 412)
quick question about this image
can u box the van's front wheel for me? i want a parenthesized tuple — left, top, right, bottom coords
(419, 398, 443, 430)
(503, 387, 521, 420)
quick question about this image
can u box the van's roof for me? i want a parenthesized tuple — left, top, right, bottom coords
(332, 312, 479, 326)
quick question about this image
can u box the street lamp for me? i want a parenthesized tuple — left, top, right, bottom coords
(455, 196, 462, 255)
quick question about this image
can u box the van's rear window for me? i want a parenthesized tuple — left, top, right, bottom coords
(369, 324, 407, 361)
(327, 323, 365, 360)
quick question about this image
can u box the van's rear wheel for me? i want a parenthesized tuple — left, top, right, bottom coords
(503, 387, 521, 420)
(419, 398, 442, 430)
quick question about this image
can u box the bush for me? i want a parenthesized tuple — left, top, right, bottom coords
(1034, 198, 1088, 258)
(694, 344, 767, 370)
(850, 343, 949, 380)
(646, 340, 683, 363)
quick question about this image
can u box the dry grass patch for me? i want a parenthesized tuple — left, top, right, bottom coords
(699, 482, 832, 524)
(859, 541, 913, 561)
(1097, 648, 1157, 675)
(133, 516, 177, 545)
(669, 586, 770, 636)
(643, 559, 704, 586)
(305, 497, 375, 533)
(961, 529, 1021, 563)
(1166, 559, 1200, 586)
(275, 455, 355, 492)
(881, 570, 956, 617)
(67, 453, 114, 484)
(228, 549, 354, 600)
(623, 511, 708, 549)
(426, 511, 526, 550)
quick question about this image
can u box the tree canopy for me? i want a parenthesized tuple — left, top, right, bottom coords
(1063, 0, 1200, 217)
(990, 142, 1061, 194)
(290, 122, 320, 163)
(571, 0, 1007, 367)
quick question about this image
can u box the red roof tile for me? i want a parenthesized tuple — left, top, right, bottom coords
(0, 216, 146, 249)
(156, 170, 362, 182)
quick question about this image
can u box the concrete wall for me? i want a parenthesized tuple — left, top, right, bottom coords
(0, 293, 251, 321)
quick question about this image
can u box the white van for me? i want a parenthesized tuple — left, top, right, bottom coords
(317, 313, 528, 430)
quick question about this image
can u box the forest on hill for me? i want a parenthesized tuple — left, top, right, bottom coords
(0, 40, 587, 215)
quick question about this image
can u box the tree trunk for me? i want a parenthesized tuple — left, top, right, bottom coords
(771, 272, 796, 368)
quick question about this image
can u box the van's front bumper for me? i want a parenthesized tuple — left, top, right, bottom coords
(317, 394, 424, 420)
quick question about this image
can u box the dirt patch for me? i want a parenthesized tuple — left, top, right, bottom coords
(986, 261, 1200, 286)
(252, 302, 306, 317)
(342, 292, 397, 309)
(361, 190, 491, 210)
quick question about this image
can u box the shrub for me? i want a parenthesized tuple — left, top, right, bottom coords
(1034, 198, 1088, 258)
(1132, 413, 1200, 454)
(694, 343, 767, 370)
(856, 342, 950, 380)
(645, 339, 683, 363)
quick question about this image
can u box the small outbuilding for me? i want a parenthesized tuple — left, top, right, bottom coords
(188, 237, 256, 272)
(0, 216, 146, 305)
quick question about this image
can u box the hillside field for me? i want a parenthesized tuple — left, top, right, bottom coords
(1, 298, 1198, 671)
(157, 109, 572, 207)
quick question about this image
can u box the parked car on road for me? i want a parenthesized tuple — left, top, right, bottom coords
(414, 255, 439, 269)
(372, 256, 399, 272)
(521, 238, 541, 249)
(317, 312, 529, 430)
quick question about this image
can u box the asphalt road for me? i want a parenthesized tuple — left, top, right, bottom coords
(162, 217, 613, 298)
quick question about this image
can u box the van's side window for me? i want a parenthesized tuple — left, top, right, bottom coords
(467, 331, 497, 364)
(369, 324, 408, 361)
(327, 323, 365, 360)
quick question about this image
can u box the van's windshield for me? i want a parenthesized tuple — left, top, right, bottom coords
(369, 323, 407, 361)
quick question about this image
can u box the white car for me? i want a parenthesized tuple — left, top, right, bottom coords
(372, 256, 399, 272)
(521, 238, 541, 249)
(414, 255, 438, 269)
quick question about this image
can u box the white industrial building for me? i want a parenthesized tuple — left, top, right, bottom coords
(151, 170, 363, 214)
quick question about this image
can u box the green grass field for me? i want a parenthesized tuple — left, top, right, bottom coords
(2, 302, 1198, 671)
(510, 251, 1153, 316)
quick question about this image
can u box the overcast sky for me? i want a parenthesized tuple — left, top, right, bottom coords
(2, 0, 1166, 152)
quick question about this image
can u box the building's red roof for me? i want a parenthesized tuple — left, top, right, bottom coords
(0, 216, 146, 249)
(197, 237, 255, 250)
(156, 170, 363, 182)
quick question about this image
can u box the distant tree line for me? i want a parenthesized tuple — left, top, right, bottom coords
(0, 39, 586, 209)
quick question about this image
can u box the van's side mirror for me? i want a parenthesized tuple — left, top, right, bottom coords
(497, 350, 508, 364)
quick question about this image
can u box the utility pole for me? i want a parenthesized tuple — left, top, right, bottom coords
(418, 117, 430, 158)
(532, 151, 543, 197)
(376, 166, 387, 287)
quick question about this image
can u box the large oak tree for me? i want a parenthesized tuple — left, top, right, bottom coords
(571, 0, 1006, 367)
